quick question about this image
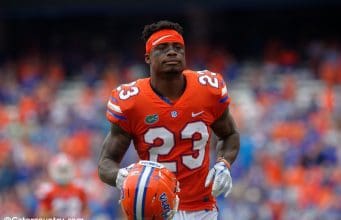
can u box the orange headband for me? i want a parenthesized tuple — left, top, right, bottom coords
(145, 29, 184, 54)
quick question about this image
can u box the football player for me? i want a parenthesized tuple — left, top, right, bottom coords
(98, 20, 240, 220)
(37, 153, 88, 218)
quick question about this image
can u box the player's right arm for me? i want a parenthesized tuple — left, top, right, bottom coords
(98, 123, 132, 187)
(36, 183, 53, 217)
(37, 201, 52, 217)
(37, 205, 52, 218)
(99, 82, 139, 187)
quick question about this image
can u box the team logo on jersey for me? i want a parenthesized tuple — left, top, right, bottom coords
(145, 114, 159, 124)
(159, 192, 171, 218)
(170, 111, 178, 118)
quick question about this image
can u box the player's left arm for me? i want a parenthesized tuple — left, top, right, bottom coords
(205, 107, 240, 197)
(210, 107, 240, 166)
(196, 69, 240, 161)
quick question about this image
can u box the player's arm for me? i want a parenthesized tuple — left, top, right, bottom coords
(80, 190, 90, 218)
(205, 107, 240, 197)
(37, 206, 52, 218)
(98, 123, 132, 187)
(210, 108, 240, 166)
(36, 183, 52, 217)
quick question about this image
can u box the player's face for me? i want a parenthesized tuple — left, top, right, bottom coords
(147, 42, 186, 75)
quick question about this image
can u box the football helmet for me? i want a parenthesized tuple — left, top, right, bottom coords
(48, 153, 75, 185)
(120, 160, 180, 220)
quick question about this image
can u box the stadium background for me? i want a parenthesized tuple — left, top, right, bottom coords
(0, 1, 340, 219)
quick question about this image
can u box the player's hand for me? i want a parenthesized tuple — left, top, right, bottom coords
(115, 163, 134, 190)
(205, 161, 232, 197)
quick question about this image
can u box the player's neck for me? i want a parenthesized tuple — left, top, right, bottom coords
(150, 74, 186, 100)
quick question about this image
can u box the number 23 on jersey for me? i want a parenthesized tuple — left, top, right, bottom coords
(144, 121, 209, 172)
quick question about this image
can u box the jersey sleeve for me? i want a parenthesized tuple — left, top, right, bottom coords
(205, 70, 231, 120)
(36, 183, 53, 210)
(79, 188, 87, 208)
(106, 84, 136, 135)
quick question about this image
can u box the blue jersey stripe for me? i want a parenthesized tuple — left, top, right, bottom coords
(110, 96, 118, 103)
(107, 110, 127, 120)
(219, 96, 229, 103)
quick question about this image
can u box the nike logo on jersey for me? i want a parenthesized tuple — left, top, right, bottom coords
(192, 111, 204, 117)
(152, 35, 173, 46)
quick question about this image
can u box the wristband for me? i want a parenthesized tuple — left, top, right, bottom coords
(217, 157, 231, 170)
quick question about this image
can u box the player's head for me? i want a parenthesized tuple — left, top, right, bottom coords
(48, 153, 75, 185)
(120, 160, 180, 220)
(142, 20, 186, 76)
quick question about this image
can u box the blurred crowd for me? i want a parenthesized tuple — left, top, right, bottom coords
(0, 38, 340, 220)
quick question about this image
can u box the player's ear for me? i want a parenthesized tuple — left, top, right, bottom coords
(145, 53, 151, 64)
